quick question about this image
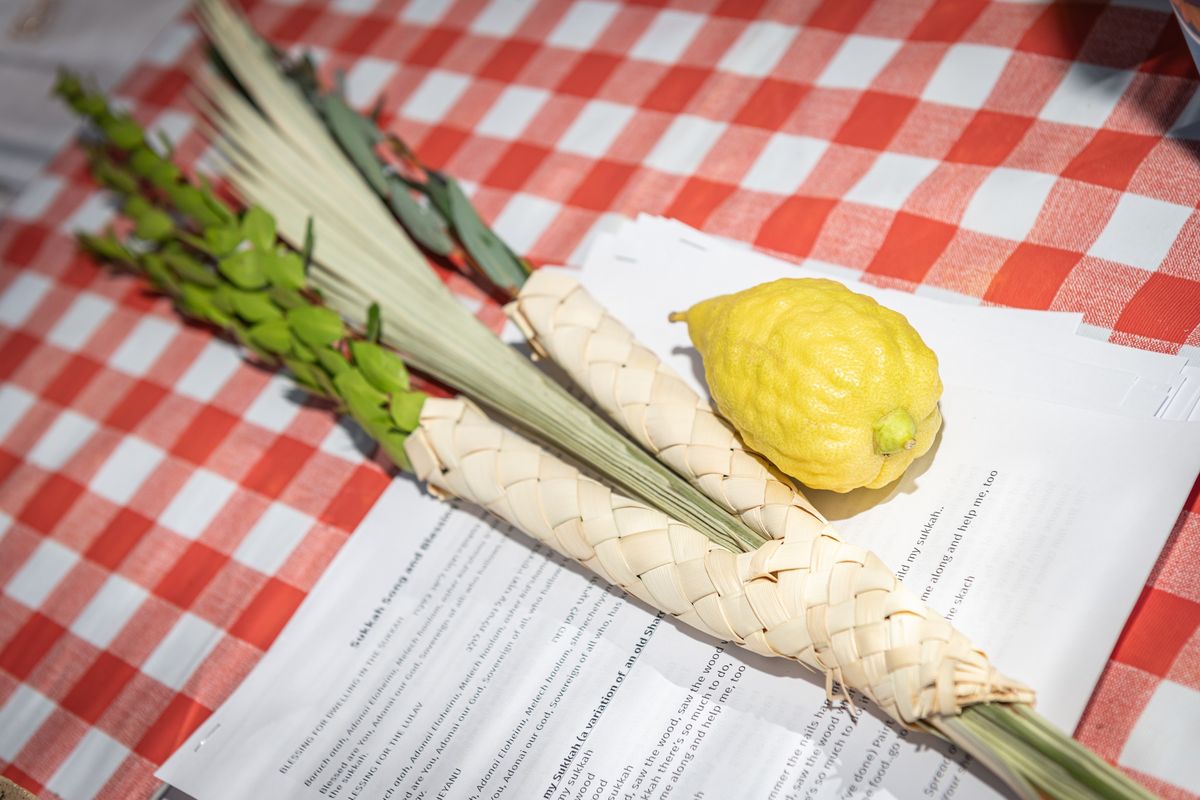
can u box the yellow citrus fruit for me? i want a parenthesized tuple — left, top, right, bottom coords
(672, 277, 942, 493)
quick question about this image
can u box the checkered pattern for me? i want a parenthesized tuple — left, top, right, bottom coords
(1, 0, 1199, 797)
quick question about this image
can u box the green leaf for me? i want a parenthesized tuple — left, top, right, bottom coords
(269, 286, 308, 310)
(286, 305, 345, 347)
(205, 225, 243, 256)
(241, 206, 276, 250)
(350, 340, 409, 393)
(388, 178, 454, 256)
(140, 253, 178, 292)
(290, 339, 318, 363)
(101, 115, 144, 150)
(180, 284, 231, 327)
(162, 250, 219, 288)
(217, 250, 268, 290)
(134, 208, 175, 242)
(443, 176, 528, 292)
(320, 94, 389, 196)
(93, 160, 138, 194)
(129, 147, 164, 178)
(247, 318, 293, 354)
(366, 303, 381, 343)
(302, 216, 315, 275)
(389, 390, 425, 433)
(78, 232, 132, 263)
(314, 346, 351, 377)
(261, 250, 306, 290)
(377, 429, 413, 471)
(167, 183, 223, 228)
(229, 289, 282, 323)
(334, 370, 390, 430)
(284, 358, 327, 395)
(211, 283, 236, 315)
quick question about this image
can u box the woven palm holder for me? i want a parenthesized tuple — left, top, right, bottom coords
(405, 396, 1033, 728)
(508, 269, 830, 543)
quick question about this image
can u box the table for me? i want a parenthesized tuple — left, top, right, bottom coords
(1, 1, 1199, 798)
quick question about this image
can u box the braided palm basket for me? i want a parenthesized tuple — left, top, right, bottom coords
(406, 396, 1032, 729)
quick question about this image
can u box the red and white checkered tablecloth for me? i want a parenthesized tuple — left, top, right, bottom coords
(1, 1, 1199, 798)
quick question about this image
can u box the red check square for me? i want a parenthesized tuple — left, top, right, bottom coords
(557, 52, 622, 98)
(1062, 130, 1159, 192)
(910, 0, 988, 42)
(1113, 588, 1200, 677)
(62, 652, 139, 725)
(755, 196, 837, 259)
(568, 160, 640, 211)
(1114, 273, 1200, 345)
(483, 142, 551, 191)
(806, 0, 873, 33)
(135, 693, 212, 764)
(835, 92, 918, 151)
(733, 79, 808, 131)
(946, 111, 1034, 167)
(407, 28, 460, 68)
(643, 65, 711, 114)
(866, 212, 958, 283)
(665, 177, 737, 229)
(984, 242, 1081, 309)
(153, 542, 228, 609)
(479, 40, 539, 83)
(86, 508, 155, 571)
(0, 612, 65, 681)
(1016, 4, 1104, 61)
(228, 577, 305, 650)
(18, 474, 85, 535)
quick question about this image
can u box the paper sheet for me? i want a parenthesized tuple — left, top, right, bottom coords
(160, 237, 1200, 799)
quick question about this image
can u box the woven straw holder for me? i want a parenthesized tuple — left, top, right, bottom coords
(404, 396, 1032, 729)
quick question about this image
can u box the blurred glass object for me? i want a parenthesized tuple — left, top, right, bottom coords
(1172, 0, 1200, 74)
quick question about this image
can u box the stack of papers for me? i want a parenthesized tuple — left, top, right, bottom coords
(159, 219, 1200, 800)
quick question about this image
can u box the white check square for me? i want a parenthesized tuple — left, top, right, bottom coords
(141, 612, 222, 691)
(644, 116, 726, 175)
(492, 193, 561, 253)
(244, 372, 304, 432)
(0, 686, 56, 761)
(719, 22, 796, 78)
(344, 58, 397, 108)
(233, 502, 315, 575)
(1120, 680, 1200, 792)
(960, 167, 1057, 242)
(110, 316, 176, 377)
(816, 35, 902, 90)
(547, 1, 619, 50)
(922, 44, 1011, 109)
(5, 539, 79, 609)
(47, 731, 129, 800)
(27, 409, 97, 470)
(0, 272, 52, 328)
(90, 437, 166, 505)
(741, 134, 828, 195)
(1088, 193, 1193, 271)
(558, 100, 635, 157)
(143, 21, 198, 67)
(62, 193, 117, 234)
(477, 86, 550, 140)
(70, 574, 148, 649)
(46, 293, 114, 352)
(845, 153, 939, 210)
(470, 0, 537, 37)
(402, 70, 470, 124)
(401, 0, 452, 24)
(0, 383, 36, 442)
(175, 339, 243, 402)
(159, 469, 238, 540)
(6, 175, 63, 221)
(629, 11, 706, 64)
(1040, 63, 1136, 128)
